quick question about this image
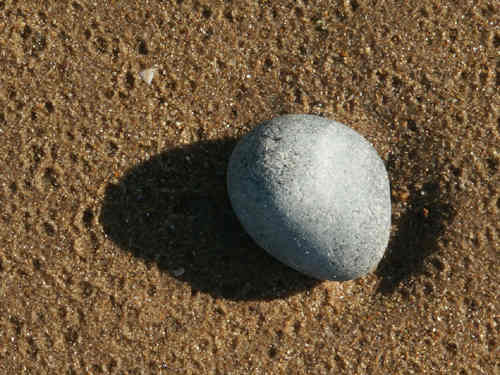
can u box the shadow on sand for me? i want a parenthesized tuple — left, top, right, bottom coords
(99, 138, 320, 301)
(375, 155, 456, 295)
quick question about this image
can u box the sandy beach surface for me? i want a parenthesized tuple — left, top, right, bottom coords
(0, 0, 498, 373)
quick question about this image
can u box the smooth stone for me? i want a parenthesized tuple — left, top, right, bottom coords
(227, 114, 391, 281)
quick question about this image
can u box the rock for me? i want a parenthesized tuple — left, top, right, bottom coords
(227, 114, 391, 281)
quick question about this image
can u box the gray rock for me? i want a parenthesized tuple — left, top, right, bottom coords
(227, 114, 391, 281)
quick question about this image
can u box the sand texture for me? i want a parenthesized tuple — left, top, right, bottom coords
(0, 0, 498, 374)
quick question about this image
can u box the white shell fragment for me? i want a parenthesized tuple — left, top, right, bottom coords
(139, 67, 157, 85)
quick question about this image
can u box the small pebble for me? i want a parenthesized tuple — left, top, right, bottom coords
(172, 267, 185, 277)
(227, 114, 391, 281)
(139, 67, 157, 85)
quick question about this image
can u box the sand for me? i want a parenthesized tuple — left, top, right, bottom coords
(0, 0, 498, 374)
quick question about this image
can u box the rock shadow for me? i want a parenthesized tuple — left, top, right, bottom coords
(375, 175, 456, 295)
(99, 137, 320, 301)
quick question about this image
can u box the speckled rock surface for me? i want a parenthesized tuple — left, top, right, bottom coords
(227, 115, 391, 281)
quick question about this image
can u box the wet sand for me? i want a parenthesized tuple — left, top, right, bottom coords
(0, 1, 498, 373)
